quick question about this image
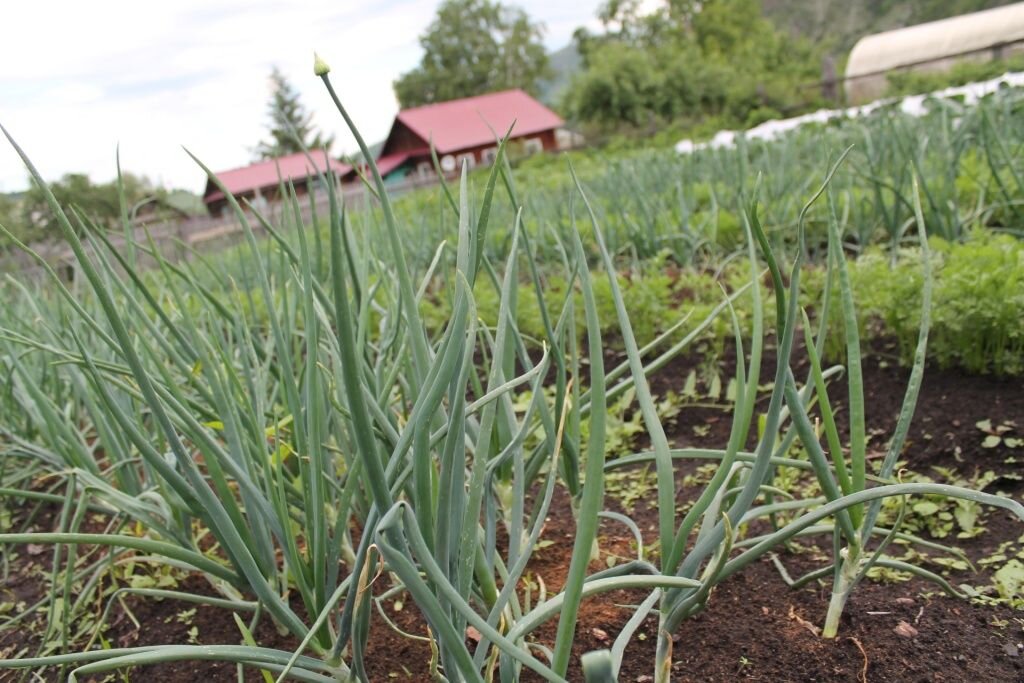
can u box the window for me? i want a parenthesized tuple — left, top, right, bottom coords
(457, 152, 477, 170)
(481, 147, 498, 165)
(417, 161, 434, 179)
(523, 137, 543, 155)
(252, 191, 269, 213)
(556, 128, 581, 150)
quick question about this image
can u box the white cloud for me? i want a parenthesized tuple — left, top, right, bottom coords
(0, 0, 601, 194)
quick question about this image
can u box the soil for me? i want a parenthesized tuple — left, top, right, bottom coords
(2, 341, 1022, 682)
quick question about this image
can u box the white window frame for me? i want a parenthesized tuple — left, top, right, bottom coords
(481, 147, 498, 165)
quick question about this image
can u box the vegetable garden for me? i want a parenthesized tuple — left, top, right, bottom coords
(0, 63, 1022, 681)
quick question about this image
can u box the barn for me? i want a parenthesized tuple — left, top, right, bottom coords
(203, 151, 351, 216)
(845, 3, 1024, 103)
(371, 89, 569, 183)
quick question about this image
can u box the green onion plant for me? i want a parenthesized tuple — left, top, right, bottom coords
(0, 56, 1020, 683)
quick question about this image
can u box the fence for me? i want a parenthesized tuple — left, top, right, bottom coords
(1, 173, 441, 283)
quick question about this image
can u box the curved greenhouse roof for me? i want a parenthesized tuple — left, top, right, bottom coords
(845, 3, 1024, 102)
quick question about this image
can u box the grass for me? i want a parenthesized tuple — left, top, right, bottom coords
(0, 59, 1021, 682)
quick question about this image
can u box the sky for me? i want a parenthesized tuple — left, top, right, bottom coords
(0, 0, 606, 195)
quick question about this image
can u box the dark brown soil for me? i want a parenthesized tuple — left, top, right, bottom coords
(2, 342, 1022, 682)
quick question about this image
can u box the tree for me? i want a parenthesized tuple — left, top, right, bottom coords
(254, 67, 334, 160)
(0, 193, 29, 250)
(565, 0, 821, 133)
(0, 173, 204, 250)
(394, 0, 550, 108)
(20, 172, 152, 239)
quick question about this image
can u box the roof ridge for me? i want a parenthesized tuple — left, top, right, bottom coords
(212, 150, 341, 176)
(397, 88, 527, 115)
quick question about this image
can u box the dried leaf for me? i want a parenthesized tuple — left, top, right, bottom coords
(893, 620, 918, 638)
(788, 605, 820, 636)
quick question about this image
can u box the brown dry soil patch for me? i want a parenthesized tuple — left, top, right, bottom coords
(1, 342, 1022, 682)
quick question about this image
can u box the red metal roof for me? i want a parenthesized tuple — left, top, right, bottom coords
(362, 149, 426, 178)
(393, 89, 563, 155)
(205, 151, 351, 202)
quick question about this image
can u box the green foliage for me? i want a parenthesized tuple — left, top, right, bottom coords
(886, 53, 1024, 97)
(878, 468, 997, 540)
(253, 67, 334, 159)
(762, 0, 1016, 55)
(422, 252, 754, 353)
(807, 231, 1024, 375)
(2, 178, 205, 252)
(0, 193, 29, 249)
(393, 0, 549, 108)
(19, 172, 151, 240)
(961, 538, 1024, 609)
(565, 0, 822, 134)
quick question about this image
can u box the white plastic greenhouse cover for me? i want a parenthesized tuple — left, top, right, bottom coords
(845, 3, 1024, 102)
(675, 71, 1024, 155)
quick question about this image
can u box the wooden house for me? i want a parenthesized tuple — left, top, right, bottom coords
(372, 89, 568, 182)
(202, 151, 351, 216)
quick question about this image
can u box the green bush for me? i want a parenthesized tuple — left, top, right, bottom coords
(886, 53, 1024, 97)
(806, 231, 1024, 375)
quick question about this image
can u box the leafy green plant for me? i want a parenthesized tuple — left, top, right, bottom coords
(805, 230, 1024, 375)
(977, 419, 1023, 449)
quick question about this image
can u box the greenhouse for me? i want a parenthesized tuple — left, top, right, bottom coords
(845, 2, 1024, 101)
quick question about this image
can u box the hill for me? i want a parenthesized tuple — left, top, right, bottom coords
(761, 0, 1018, 55)
(537, 43, 581, 108)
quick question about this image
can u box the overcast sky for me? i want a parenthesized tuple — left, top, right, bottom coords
(0, 0, 605, 194)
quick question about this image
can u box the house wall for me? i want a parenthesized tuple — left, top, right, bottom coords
(381, 128, 562, 182)
(205, 178, 314, 217)
(432, 129, 558, 170)
(381, 121, 428, 156)
(472, 129, 558, 160)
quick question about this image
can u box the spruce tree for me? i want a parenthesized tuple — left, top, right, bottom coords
(254, 67, 334, 159)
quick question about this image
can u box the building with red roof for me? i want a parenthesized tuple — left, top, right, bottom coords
(202, 151, 351, 215)
(373, 89, 568, 183)
(202, 91, 571, 214)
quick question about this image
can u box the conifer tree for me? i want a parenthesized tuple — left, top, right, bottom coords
(254, 67, 334, 159)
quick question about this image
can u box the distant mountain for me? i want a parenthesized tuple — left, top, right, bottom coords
(761, 0, 1018, 55)
(537, 43, 581, 109)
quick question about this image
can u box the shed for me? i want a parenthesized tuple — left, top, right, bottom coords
(845, 3, 1024, 102)
(372, 89, 568, 182)
(203, 151, 351, 216)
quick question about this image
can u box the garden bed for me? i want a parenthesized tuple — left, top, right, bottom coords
(3, 341, 1021, 682)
